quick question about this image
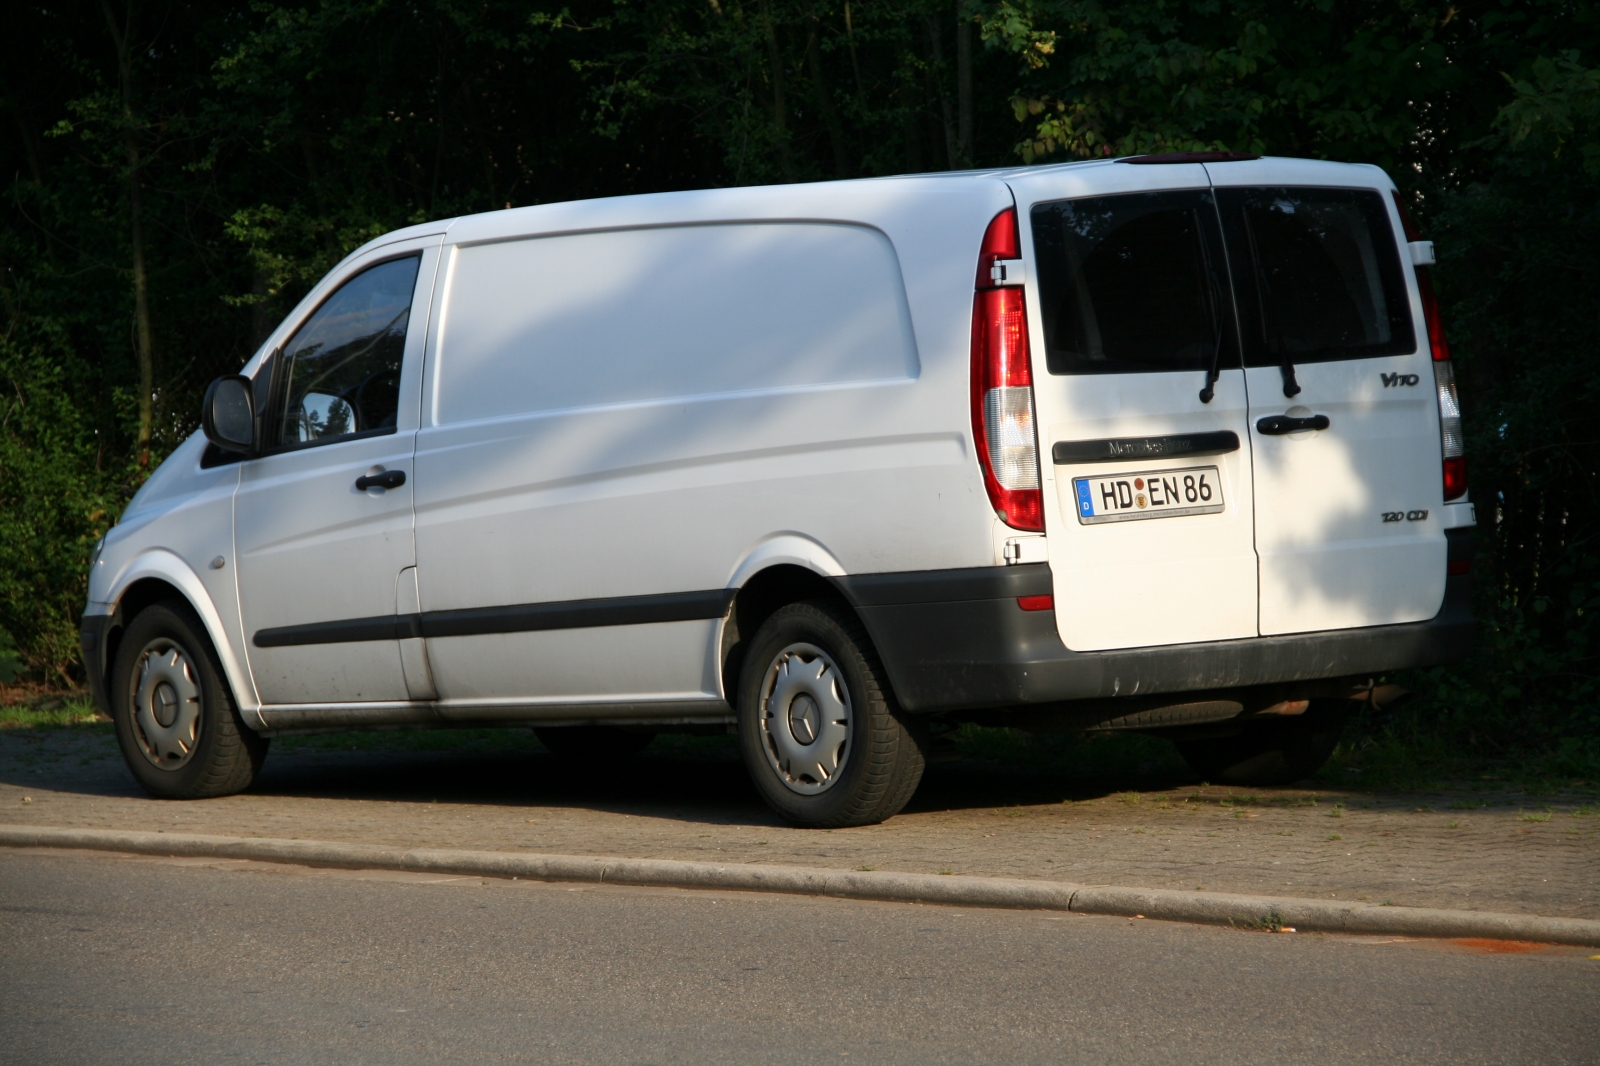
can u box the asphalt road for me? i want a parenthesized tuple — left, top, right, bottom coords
(2, 849, 1597, 1066)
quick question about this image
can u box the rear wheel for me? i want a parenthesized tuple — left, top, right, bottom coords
(535, 726, 653, 760)
(110, 601, 268, 799)
(1175, 699, 1349, 786)
(737, 599, 924, 828)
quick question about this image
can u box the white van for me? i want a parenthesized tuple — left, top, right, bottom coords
(81, 153, 1474, 827)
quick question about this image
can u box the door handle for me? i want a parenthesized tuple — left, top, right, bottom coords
(1256, 414, 1330, 435)
(355, 469, 407, 491)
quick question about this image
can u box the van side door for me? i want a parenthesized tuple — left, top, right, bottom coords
(233, 239, 441, 708)
(1212, 176, 1446, 635)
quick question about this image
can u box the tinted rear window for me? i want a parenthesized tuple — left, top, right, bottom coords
(1030, 190, 1236, 376)
(1216, 187, 1414, 366)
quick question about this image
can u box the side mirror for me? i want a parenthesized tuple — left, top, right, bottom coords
(202, 375, 256, 453)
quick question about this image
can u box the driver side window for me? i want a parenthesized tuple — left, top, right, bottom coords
(276, 255, 421, 447)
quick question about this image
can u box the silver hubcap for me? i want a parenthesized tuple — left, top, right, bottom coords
(758, 643, 851, 795)
(129, 639, 202, 769)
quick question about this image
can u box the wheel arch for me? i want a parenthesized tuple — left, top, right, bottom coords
(101, 551, 260, 725)
(721, 562, 870, 704)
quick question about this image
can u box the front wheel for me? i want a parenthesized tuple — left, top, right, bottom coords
(737, 600, 924, 828)
(109, 601, 269, 799)
(1175, 699, 1350, 786)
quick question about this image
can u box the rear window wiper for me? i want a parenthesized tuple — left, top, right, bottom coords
(1242, 209, 1302, 399)
(1196, 208, 1225, 404)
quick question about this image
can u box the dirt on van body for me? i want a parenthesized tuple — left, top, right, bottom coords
(2, 723, 1595, 920)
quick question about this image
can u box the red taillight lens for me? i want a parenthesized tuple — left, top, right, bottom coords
(1415, 266, 1451, 363)
(1443, 456, 1468, 501)
(1447, 557, 1471, 577)
(972, 208, 1043, 531)
(975, 288, 1030, 388)
(1395, 191, 1467, 502)
(1017, 594, 1054, 611)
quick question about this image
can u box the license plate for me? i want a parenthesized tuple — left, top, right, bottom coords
(1072, 466, 1224, 524)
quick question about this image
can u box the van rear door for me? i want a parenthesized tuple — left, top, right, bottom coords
(1010, 164, 1260, 652)
(1211, 175, 1446, 634)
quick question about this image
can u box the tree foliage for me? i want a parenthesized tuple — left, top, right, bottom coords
(0, 1, 1596, 771)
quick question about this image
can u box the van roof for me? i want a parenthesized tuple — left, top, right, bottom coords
(348, 154, 1385, 260)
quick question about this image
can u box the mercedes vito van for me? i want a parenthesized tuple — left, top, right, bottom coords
(82, 153, 1474, 827)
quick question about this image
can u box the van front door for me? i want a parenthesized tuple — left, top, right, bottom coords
(1013, 165, 1259, 652)
(234, 247, 437, 706)
(1212, 180, 1446, 635)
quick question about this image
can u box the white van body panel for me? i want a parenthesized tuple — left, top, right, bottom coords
(1204, 159, 1447, 634)
(1244, 359, 1447, 633)
(427, 623, 722, 716)
(727, 534, 849, 586)
(412, 179, 1011, 705)
(1006, 162, 1261, 651)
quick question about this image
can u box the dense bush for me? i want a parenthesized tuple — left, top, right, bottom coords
(1383, 53, 1600, 778)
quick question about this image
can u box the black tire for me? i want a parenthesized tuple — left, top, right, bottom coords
(1176, 699, 1349, 786)
(535, 726, 653, 760)
(737, 599, 925, 828)
(109, 600, 269, 799)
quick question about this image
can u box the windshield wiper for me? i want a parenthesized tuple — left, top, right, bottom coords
(1242, 209, 1301, 399)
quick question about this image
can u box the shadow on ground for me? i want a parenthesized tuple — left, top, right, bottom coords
(0, 724, 1204, 824)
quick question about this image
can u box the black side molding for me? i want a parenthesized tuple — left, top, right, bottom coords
(1052, 430, 1239, 465)
(254, 588, 737, 648)
(836, 563, 1051, 607)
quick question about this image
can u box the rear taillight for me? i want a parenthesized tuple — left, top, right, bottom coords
(1415, 266, 1452, 364)
(972, 208, 1043, 531)
(1394, 191, 1467, 502)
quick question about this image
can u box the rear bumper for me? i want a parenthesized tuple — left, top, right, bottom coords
(838, 530, 1475, 714)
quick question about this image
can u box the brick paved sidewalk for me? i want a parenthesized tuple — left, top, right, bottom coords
(2, 725, 1595, 918)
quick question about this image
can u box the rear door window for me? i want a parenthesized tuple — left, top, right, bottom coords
(1030, 190, 1236, 376)
(1215, 187, 1414, 366)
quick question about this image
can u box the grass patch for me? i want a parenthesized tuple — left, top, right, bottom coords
(1235, 910, 1291, 933)
(0, 697, 104, 731)
(1316, 683, 1600, 794)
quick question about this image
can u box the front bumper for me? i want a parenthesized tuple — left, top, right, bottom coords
(838, 530, 1475, 714)
(80, 611, 114, 719)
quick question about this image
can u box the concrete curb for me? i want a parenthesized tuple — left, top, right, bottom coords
(5, 825, 1598, 947)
